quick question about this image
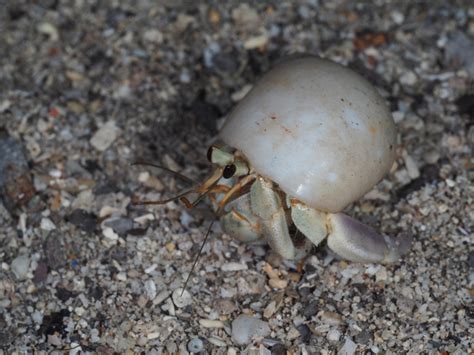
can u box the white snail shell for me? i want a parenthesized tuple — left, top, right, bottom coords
(219, 56, 397, 212)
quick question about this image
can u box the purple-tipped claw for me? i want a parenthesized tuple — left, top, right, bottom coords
(326, 213, 412, 264)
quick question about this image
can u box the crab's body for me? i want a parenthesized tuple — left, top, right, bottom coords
(207, 56, 410, 263)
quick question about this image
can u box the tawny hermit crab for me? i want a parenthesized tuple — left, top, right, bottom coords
(141, 56, 411, 263)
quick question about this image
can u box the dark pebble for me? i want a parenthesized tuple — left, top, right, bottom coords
(33, 261, 48, 284)
(38, 309, 71, 337)
(297, 324, 312, 343)
(103, 217, 134, 235)
(271, 344, 287, 355)
(43, 232, 67, 270)
(67, 209, 97, 233)
(355, 329, 373, 344)
(456, 93, 474, 123)
(89, 285, 104, 300)
(302, 300, 318, 319)
(55, 286, 76, 302)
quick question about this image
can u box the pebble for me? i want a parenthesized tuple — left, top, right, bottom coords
(40, 217, 56, 231)
(215, 299, 237, 315)
(67, 209, 97, 233)
(172, 288, 192, 308)
(90, 120, 120, 151)
(102, 227, 119, 241)
(302, 300, 318, 319)
(231, 315, 271, 345)
(144, 280, 157, 301)
(244, 33, 269, 49)
(11, 254, 30, 280)
(403, 152, 420, 179)
(43, 232, 67, 270)
(338, 337, 357, 355)
(221, 262, 248, 272)
(199, 319, 225, 328)
(187, 338, 204, 353)
(327, 329, 341, 342)
(33, 261, 48, 283)
(143, 29, 163, 44)
(207, 336, 226, 347)
(320, 311, 344, 326)
(263, 301, 276, 318)
(103, 217, 134, 235)
(400, 71, 417, 86)
(37, 22, 59, 41)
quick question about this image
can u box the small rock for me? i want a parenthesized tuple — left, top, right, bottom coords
(103, 217, 134, 235)
(320, 311, 344, 326)
(38, 22, 59, 41)
(302, 300, 318, 319)
(40, 217, 56, 231)
(90, 120, 120, 151)
(102, 227, 119, 241)
(31, 311, 43, 324)
(222, 262, 248, 272)
(47, 334, 62, 346)
(355, 329, 372, 344)
(33, 261, 48, 284)
(72, 189, 95, 212)
(11, 254, 30, 280)
(172, 288, 192, 308)
(375, 267, 388, 282)
(187, 338, 204, 353)
(214, 299, 237, 315)
(153, 290, 170, 306)
(297, 324, 311, 343)
(338, 337, 357, 355)
(143, 29, 163, 43)
(67, 209, 97, 233)
(403, 152, 420, 179)
(207, 336, 226, 347)
(199, 319, 225, 328)
(263, 301, 276, 318)
(144, 280, 156, 301)
(231, 314, 271, 345)
(399, 71, 417, 86)
(327, 329, 341, 342)
(244, 33, 269, 49)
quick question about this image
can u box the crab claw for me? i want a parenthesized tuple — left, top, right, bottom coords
(327, 213, 411, 264)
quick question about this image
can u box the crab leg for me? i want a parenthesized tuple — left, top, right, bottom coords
(250, 177, 296, 259)
(325, 213, 411, 263)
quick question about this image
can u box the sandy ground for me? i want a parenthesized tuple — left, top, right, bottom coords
(0, 1, 472, 354)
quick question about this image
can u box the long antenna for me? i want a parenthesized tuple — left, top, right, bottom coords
(131, 161, 197, 184)
(181, 219, 215, 295)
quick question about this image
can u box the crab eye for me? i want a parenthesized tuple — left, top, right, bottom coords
(206, 146, 215, 162)
(223, 164, 237, 179)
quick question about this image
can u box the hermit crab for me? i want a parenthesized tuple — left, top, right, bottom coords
(138, 56, 411, 264)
